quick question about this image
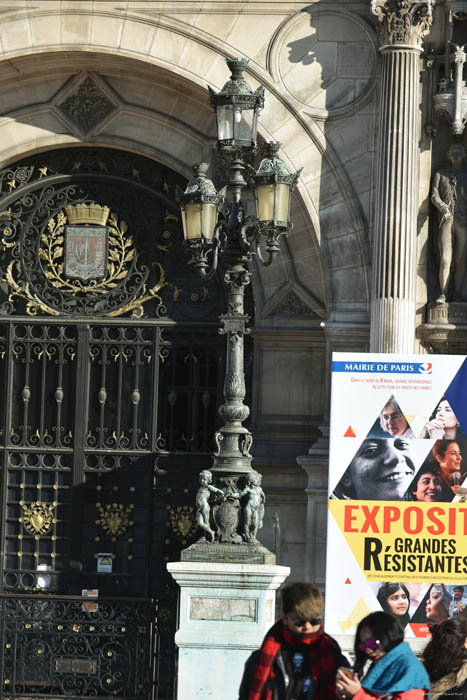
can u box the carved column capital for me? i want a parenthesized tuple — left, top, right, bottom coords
(454, 44, 466, 65)
(371, 0, 433, 50)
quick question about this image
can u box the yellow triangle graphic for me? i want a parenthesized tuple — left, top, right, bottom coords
(337, 597, 371, 633)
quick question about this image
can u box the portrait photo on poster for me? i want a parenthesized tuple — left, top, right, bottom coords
(409, 583, 467, 626)
(404, 439, 467, 502)
(330, 437, 420, 501)
(370, 581, 432, 628)
(375, 581, 411, 627)
(367, 395, 415, 439)
(419, 396, 463, 439)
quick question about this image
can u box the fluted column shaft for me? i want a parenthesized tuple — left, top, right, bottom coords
(371, 46, 420, 352)
(370, 0, 433, 353)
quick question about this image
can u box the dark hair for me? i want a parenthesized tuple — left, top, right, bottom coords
(376, 583, 410, 627)
(429, 397, 451, 422)
(420, 398, 463, 441)
(281, 582, 323, 618)
(453, 586, 464, 593)
(422, 616, 467, 681)
(406, 465, 442, 501)
(332, 438, 415, 500)
(354, 612, 404, 677)
(430, 438, 460, 463)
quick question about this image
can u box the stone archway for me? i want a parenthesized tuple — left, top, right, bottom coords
(0, 47, 330, 323)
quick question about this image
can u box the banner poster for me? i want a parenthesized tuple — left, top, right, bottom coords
(325, 352, 467, 639)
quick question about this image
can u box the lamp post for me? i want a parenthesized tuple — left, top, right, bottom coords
(179, 58, 301, 559)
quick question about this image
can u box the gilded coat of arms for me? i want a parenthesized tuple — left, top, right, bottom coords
(20, 501, 55, 535)
(63, 203, 109, 281)
(96, 502, 134, 538)
(4, 199, 168, 317)
(65, 227, 108, 281)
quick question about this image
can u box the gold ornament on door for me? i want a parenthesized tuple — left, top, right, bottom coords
(19, 502, 55, 535)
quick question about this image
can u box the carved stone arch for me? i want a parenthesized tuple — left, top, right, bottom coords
(0, 1, 373, 322)
(0, 49, 330, 328)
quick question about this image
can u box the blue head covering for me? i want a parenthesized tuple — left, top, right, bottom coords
(362, 642, 429, 694)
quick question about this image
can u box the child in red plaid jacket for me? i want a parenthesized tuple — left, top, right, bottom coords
(238, 582, 349, 700)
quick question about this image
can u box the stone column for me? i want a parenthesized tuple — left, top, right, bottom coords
(370, 0, 433, 352)
(297, 444, 328, 586)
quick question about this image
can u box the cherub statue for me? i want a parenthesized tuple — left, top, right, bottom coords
(238, 470, 265, 544)
(195, 469, 224, 541)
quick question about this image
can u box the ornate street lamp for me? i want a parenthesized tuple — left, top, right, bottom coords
(179, 58, 301, 561)
(209, 57, 264, 152)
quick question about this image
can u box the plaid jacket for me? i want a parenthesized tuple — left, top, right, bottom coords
(238, 620, 348, 700)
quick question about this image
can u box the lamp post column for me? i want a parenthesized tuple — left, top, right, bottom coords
(168, 61, 299, 700)
(211, 156, 253, 481)
(370, 0, 433, 353)
(212, 264, 253, 477)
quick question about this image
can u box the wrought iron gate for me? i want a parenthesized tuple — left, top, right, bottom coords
(0, 594, 155, 698)
(0, 147, 240, 699)
(0, 318, 165, 596)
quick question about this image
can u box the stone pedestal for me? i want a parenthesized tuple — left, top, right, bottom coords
(167, 561, 290, 700)
(418, 301, 467, 353)
(425, 300, 467, 326)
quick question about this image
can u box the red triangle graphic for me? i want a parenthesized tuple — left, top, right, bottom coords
(344, 578, 351, 584)
(344, 426, 356, 437)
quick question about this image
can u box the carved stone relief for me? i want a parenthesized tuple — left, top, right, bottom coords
(0, 147, 226, 321)
(58, 75, 117, 134)
(370, 0, 433, 49)
(272, 291, 318, 318)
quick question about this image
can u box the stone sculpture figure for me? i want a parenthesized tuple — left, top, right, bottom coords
(238, 470, 265, 544)
(212, 477, 243, 543)
(195, 469, 224, 541)
(431, 143, 467, 302)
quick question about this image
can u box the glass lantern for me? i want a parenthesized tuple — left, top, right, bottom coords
(209, 58, 264, 152)
(180, 163, 224, 241)
(254, 142, 301, 231)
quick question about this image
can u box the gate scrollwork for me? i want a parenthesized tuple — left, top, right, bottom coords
(0, 147, 228, 323)
(4, 195, 169, 318)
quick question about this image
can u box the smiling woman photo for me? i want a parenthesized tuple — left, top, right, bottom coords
(378, 396, 414, 438)
(406, 465, 443, 502)
(331, 438, 416, 501)
(430, 439, 464, 499)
